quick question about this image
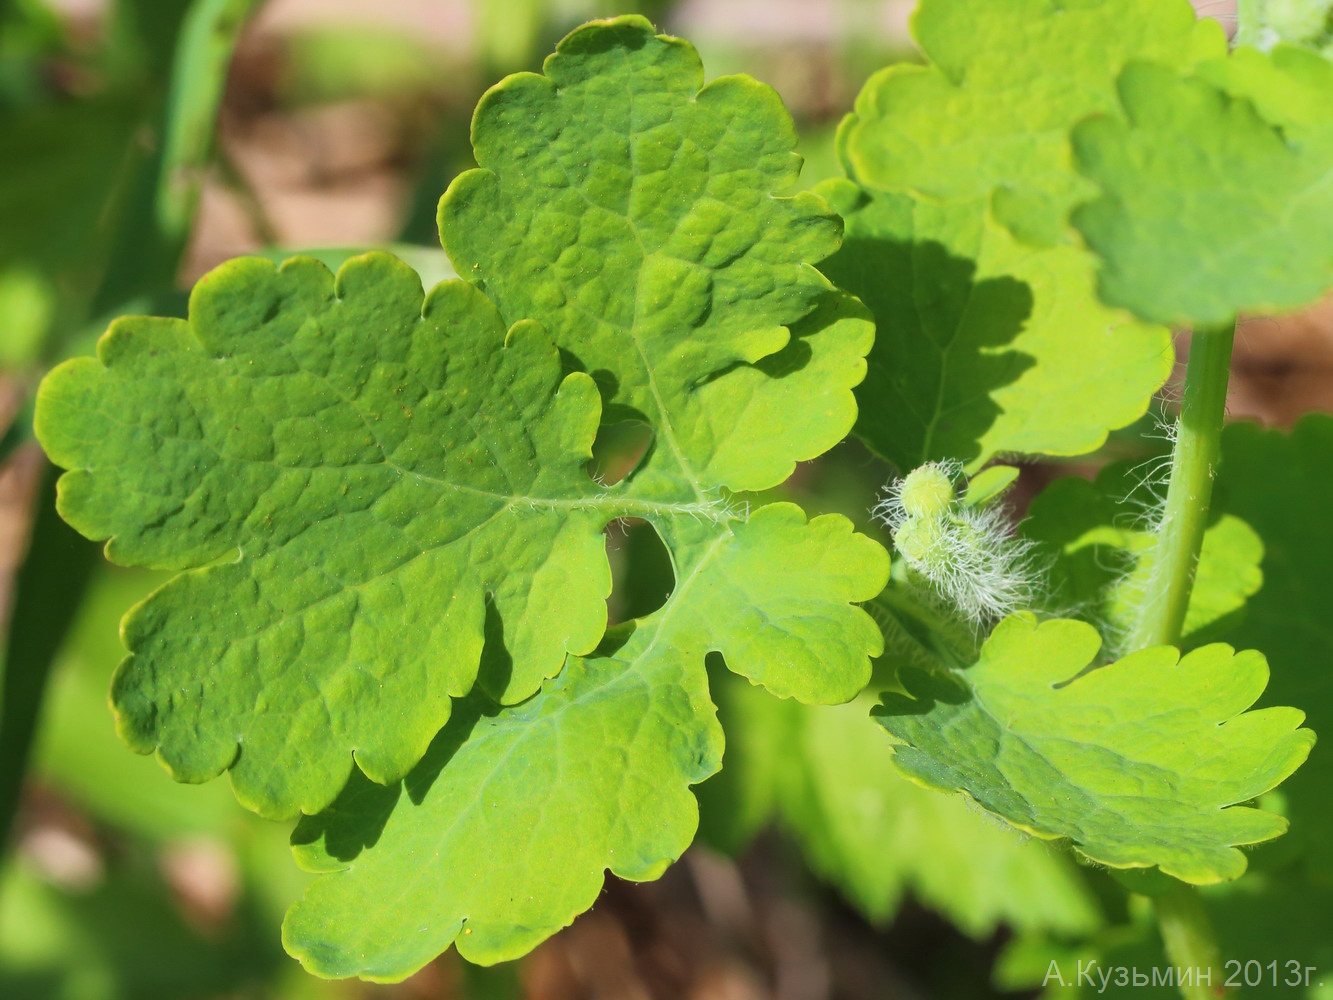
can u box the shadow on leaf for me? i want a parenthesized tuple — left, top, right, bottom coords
(873, 665, 971, 719)
(817, 184, 1036, 471)
(292, 704, 485, 864)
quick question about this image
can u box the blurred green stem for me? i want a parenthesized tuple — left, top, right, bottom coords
(0, 458, 100, 850)
(0, 394, 35, 469)
(155, 0, 264, 248)
(217, 145, 279, 246)
(2, 0, 265, 855)
(93, 0, 264, 313)
(1157, 880, 1225, 1000)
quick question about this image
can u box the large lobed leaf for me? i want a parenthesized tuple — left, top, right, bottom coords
(999, 420, 1333, 998)
(441, 15, 861, 496)
(35, 15, 889, 977)
(1073, 47, 1333, 326)
(837, 0, 1223, 241)
(284, 504, 884, 977)
(284, 626, 720, 979)
(876, 615, 1313, 884)
(39, 257, 615, 818)
(820, 0, 1219, 470)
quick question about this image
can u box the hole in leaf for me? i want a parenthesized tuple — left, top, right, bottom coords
(587, 420, 653, 486)
(604, 518, 674, 625)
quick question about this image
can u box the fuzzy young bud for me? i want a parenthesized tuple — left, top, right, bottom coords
(898, 465, 957, 520)
(873, 462, 1038, 629)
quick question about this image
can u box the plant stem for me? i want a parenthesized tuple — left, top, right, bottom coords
(1128, 322, 1235, 999)
(1156, 880, 1225, 1000)
(3, 0, 263, 856)
(93, 0, 263, 315)
(0, 459, 100, 851)
(1128, 323, 1236, 651)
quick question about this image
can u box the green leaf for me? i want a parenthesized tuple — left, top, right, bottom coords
(1072, 55, 1333, 326)
(962, 464, 1019, 508)
(1024, 469, 1264, 654)
(35, 13, 883, 974)
(282, 503, 885, 980)
(34, 15, 882, 844)
(820, 0, 1206, 469)
(875, 614, 1313, 884)
(256, 244, 458, 289)
(837, 0, 1225, 243)
(817, 183, 1174, 471)
(285, 630, 718, 979)
(1201, 41, 1333, 135)
(440, 15, 865, 496)
(37, 255, 615, 819)
(33, 566, 241, 843)
(698, 663, 1102, 938)
(777, 691, 1103, 937)
(1218, 415, 1333, 879)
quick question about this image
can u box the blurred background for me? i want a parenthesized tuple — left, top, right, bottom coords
(0, 1, 1329, 998)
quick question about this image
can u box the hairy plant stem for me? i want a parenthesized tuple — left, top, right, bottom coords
(1129, 324, 1236, 651)
(1132, 322, 1236, 999)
